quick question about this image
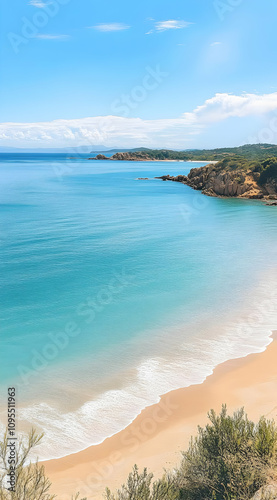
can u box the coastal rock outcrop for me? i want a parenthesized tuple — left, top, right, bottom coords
(157, 160, 277, 201)
(111, 152, 152, 161)
(185, 165, 265, 198)
(88, 154, 109, 160)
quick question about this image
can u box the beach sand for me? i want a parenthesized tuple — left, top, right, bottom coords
(44, 331, 277, 500)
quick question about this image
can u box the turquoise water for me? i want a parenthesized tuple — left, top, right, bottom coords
(1, 154, 277, 459)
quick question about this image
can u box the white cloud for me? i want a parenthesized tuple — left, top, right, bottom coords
(33, 34, 70, 40)
(147, 20, 191, 34)
(183, 92, 277, 124)
(1, 92, 277, 148)
(0, 116, 195, 149)
(28, 0, 49, 7)
(91, 23, 130, 32)
(210, 41, 222, 46)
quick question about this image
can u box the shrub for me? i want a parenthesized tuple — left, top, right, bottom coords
(177, 405, 277, 500)
(259, 159, 277, 185)
(0, 429, 87, 500)
(104, 464, 179, 500)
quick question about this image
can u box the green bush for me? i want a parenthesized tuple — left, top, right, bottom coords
(177, 406, 277, 499)
(106, 406, 277, 500)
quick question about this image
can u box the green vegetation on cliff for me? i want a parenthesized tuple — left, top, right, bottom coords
(215, 156, 277, 177)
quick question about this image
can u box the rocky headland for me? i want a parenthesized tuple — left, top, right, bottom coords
(88, 152, 154, 161)
(156, 158, 277, 203)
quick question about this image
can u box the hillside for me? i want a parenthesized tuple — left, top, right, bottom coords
(89, 144, 277, 161)
(141, 143, 277, 161)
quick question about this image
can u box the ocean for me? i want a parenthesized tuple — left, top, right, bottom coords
(1, 153, 277, 460)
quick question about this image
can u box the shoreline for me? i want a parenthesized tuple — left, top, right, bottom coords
(44, 331, 277, 500)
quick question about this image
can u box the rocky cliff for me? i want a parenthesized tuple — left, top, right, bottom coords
(157, 158, 277, 202)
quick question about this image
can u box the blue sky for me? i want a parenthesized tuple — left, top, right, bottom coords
(1, 0, 277, 149)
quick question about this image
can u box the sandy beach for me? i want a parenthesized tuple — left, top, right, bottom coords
(44, 331, 277, 500)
